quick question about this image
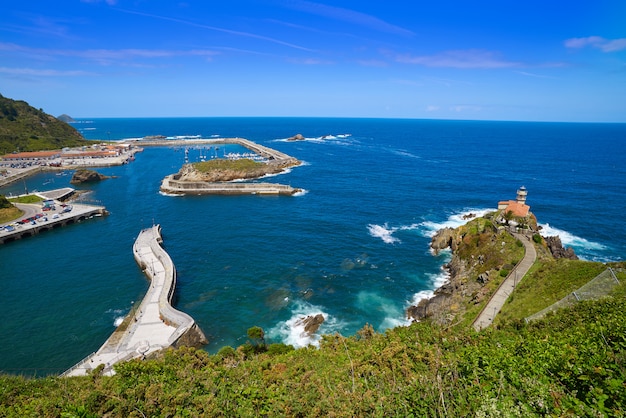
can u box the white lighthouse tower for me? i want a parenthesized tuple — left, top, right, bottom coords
(516, 186, 528, 205)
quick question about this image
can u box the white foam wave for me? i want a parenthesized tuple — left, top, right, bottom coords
(391, 149, 421, 159)
(293, 189, 308, 197)
(368, 223, 400, 244)
(407, 270, 451, 311)
(268, 300, 341, 348)
(114, 316, 125, 327)
(356, 291, 411, 329)
(275, 133, 352, 143)
(158, 191, 183, 197)
(420, 208, 493, 237)
(539, 223, 607, 251)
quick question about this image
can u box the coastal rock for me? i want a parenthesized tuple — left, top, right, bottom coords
(70, 168, 110, 184)
(430, 227, 457, 254)
(295, 314, 325, 336)
(544, 235, 578, 260)
(286, 133, 305, 141)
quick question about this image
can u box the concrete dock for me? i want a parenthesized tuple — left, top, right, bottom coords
(0, 199, 107, 245)
(62, 225, 206, 377)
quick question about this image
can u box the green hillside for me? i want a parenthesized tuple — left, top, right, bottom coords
(0, 283, 624, 417)
(0, 94, 89, 154)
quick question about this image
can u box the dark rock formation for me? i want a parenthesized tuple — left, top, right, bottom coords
(544, 236, 578, 260)
(70, 169, 110, 184)
(295, 314, 325, 336)
(286, 133, 305, 141)
(430, 227, 459, 254)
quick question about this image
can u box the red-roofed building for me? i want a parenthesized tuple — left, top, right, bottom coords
(498, 186, 530, 218)
(1, 150, 61, 160)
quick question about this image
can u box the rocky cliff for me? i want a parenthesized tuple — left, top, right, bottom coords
(407, 216, 526, 325)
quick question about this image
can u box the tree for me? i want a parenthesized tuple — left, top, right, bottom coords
(503, 210, 514, 226)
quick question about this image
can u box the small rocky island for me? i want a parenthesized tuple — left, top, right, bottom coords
(70, 168, 111, 184)
(160, 137, 303, 196)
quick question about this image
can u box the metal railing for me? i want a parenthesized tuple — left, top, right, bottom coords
(525, 268, 621, 322)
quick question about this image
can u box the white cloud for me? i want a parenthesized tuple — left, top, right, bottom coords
(564, 36, 626, 52)
(426, 105, 440, 112)
(396, 49, 520, 69)
(515, 71, 556, 79)
(0, 67, 93, 76)
(0, 43, 219, 65)
(450, 105, 482, 112)
(284, 0, 414, 37)
(288, 57, 333, 65)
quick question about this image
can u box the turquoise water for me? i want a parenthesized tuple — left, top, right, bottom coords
(1, 118, 625, 375)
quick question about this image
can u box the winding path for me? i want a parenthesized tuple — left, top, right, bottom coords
(472, 232, 537, 331)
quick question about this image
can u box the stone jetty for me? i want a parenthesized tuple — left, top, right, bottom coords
(62, 225, 207, 377)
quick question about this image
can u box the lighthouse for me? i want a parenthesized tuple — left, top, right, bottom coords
(516, 186, 528, 205)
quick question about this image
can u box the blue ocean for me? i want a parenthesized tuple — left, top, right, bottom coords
(1, 118, 625, 375)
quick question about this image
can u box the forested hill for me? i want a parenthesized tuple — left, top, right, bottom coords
(0, 94, 89, 154)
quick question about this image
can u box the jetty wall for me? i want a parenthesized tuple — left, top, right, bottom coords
(161, 175, 301, 196)
(62, 225, 206, 377)
(135, 225, 207, 347)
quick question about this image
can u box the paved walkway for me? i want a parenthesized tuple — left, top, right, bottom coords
(472, 232, 537, 331)
(63, 225, 203, 376)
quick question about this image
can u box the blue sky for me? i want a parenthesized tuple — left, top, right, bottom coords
(1, 1, 625, 122)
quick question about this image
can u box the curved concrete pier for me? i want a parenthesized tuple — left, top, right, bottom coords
(63, 225, 207, 377)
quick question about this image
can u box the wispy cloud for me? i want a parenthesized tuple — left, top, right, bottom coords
(0, 42, 219, 65)
(515, 71, 556, 79)
(356, 59, 388, 67)
(115, 8, 314, 52)
(0, 67, 94, 76)
(564, 36, 626, 52)
(450, 105, 482, 112)
(426, 105, 440, 112)
(396, 49, 520, 69)
(80, 0, 117, 5)
(288, 57, 333, 65)
(282, 0, 414, 37)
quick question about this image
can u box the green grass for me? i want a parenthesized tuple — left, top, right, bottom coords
(0, 207, 23, 223)
(8, 195, 43, 204)
(192, 158, 263, 173)
(1, 295, 625, 417)
(496, 259, 607, 324)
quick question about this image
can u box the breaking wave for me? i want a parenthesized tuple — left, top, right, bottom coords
(268, 300, 343, 348)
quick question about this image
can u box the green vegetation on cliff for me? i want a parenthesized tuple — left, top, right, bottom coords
(0, 94, 89, 154)
(0, 288, 624, 417)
